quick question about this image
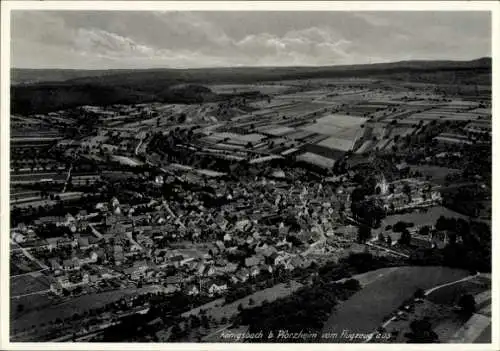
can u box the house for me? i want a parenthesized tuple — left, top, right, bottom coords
(113, 245, 125, 265)
(94, 248, 106, 263)
(81, 251, 99, 264)
(88, 235, 102, 246)
(289, 255, 306, 269)
(199, 264, 216, 277)
(123, 260, 148, 281)
(235, 268, 250, 282)
(266, 251, 280, 265)
(170, 255, 184, 268)
(249, 266, 260, 277)
(155, 250, 167, 264)
(89, 274, 99, 284)
(65, 213, 76, 225)
(274, 252, 290, 266)
(244, 256, 261, 268)
(50, 280, 63, 295)
(46, 237, 62, 251)
(62, 257, 80, 271)
(185, 284, 200, 296)
(216, 262, 238, 274)
(259, 264, 273, 274)
(214, 258, 227, 267)
(49, 258, 62, 272)
(165, 274, 184, 286)
(11, 232, 26, 244)
(78, 237, 90, 250)
(76, 210, 88, 220)
(207, 280, 228, 296)
(214, 240, 225, 253)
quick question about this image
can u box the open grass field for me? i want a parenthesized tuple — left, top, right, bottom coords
(317, 136, 356, 152)
(315, 114, 367, 128)
(269, 101, 331, 117)
(321, 266, 470, 341)
(377, 206, 469, 230)
(111, 155, 143, 167)
(410, 165, 460, 184)
(11, 273, 51, 296)
(296, 152, 336, 169)
(262, 126, 295, 136)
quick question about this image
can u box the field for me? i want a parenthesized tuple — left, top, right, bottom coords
(315, 114, 367, 128)
(182, 281, 304, 322)
(262, 126, 295, 136)
(382, 274, 491, 344)
(11, 286, 165, 331)
(376, 206, 469, 231)
(296, 152, 336, 169)
(11, 172, 67, 184)
(268, 101, 331, 118)
(321, 266, 470, 342)
(208, 84, 291, 95)
(317, 136, 356, 152)
(111, 155, 143, 167)
(410, 165, 460, 184)
(427, 276, 491, 306)
(10, 252, 43, 275)
(11, 273, 51, 297)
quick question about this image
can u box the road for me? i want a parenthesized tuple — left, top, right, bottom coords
(88, 223, 104, 239)
(134, 138, 144, 156)
(61, 164, 73, 193)
(424, 272, 480, 296)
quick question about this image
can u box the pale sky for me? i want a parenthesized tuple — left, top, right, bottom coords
(11, 11, 491, 69)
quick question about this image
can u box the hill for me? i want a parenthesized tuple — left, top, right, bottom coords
(11, 58, 491, 115)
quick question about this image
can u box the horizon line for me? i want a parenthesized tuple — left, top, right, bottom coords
(10, 56, 492, 71)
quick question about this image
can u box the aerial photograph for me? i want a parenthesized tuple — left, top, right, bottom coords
(7, 9, 492, 344)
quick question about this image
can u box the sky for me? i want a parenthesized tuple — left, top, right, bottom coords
(11, 11, 491, 69)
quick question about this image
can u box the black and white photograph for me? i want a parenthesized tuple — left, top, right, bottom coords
(1, 1, 497, 349)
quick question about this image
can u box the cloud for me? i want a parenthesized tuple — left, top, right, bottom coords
(10, 11, 491, 69)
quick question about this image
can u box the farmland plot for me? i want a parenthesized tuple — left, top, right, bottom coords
(11, 273, 50, 297)
(317, 136, 356, 152)
(321, 266, 470, 342)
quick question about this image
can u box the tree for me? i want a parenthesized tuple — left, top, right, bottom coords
(399, 229, 412, 246)
(402, 183, 412, 202)
(386, 235, 392, 246)
(414, 288, 425, 299)
(458, 294, 476, 316)
(170, 324, 183, 340)
(178, 113, 187, 123)
(357, 225, 372, 244)
(393, 221, 408, 233)
(419, 226, 430, 236)
(406, 318, 438, 343)
(377, 232, 385, 242)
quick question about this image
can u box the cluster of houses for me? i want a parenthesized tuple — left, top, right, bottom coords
(374, 175, 442, 213)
